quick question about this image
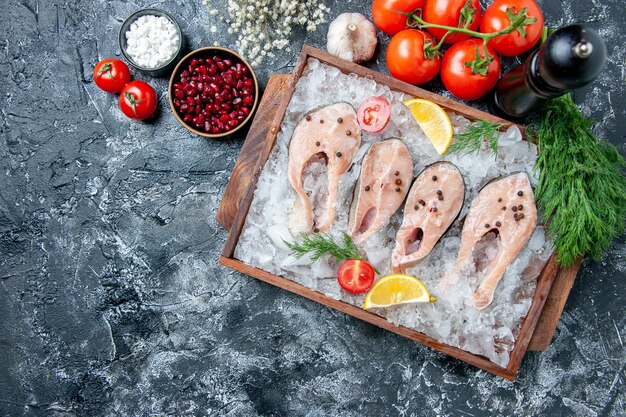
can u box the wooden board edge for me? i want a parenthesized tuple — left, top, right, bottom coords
(527, 258, 584, 350)
(505, 253, 561, 375)
(220, 255, 516, 380)
(216, 74, 290, 230)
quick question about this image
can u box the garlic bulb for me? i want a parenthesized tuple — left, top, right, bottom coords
(327, 13, 378, 63)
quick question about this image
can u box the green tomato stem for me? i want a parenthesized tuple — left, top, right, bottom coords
(413, 6, 536, 53)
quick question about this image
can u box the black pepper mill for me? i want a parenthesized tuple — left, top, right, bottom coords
(493, 24, 607, 119)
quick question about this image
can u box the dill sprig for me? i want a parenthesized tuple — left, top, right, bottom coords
(532, 94, 626, 267)
(447, 120, 509, 158)
(285, 232, 380, 273)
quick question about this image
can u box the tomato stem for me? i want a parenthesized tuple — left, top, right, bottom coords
(124, 92, 143, 116)
(412, 6, 536, 52)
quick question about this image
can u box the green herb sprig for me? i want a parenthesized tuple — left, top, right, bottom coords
(447, 120, 509, 158)
(532, 94, 626, 267)
(285, 232, 380, 274)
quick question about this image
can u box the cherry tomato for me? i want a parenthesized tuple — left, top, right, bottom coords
(480, 0, 544, 57)
(372, 0, 424, 35)
(423, 0, 482, 44)
(93, 59, 131, 93)
(119, 81, 158, 120)
(337, 259, 376, 294)
(357, 97, 391, 133)
(386, 29, 441, 85)
(441, 38, 501, 101)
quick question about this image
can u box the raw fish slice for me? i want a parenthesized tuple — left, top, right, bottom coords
(450, 172, 537, 310)
(288, 103, 362, 234)
(392, 162, 465, 272)
(348, 139, 413, 244)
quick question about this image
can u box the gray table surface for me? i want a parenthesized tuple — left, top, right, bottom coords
(1, 0, 624, 416)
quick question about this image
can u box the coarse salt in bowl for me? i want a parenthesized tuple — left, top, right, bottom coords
(119, 9, 185, 76)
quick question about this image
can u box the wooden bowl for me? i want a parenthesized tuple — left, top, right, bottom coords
(168, 47, 259, 139)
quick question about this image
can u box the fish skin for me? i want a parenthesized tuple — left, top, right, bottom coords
(287, 103, 362, 234)
(391, 162, 465, 273)
(348, 139, 413, 244)
(451, 172, 538, 310)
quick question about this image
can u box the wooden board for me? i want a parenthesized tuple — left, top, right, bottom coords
(217, 46, 581, 379)
(216, 73, 582, 353)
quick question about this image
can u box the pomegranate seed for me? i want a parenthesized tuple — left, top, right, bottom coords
(183, 114, 193, 122)
(220, 113, 231, 122)
(213, 56, 222, 62)
(228, 119, 239, 127)
(233, 97, 242, 105)
(242, 106, 250, 115)
(243, 96, 254, 106)
(208, 65, 217, 75)
(244, 79, 254, 88)
(187, 97, 195, 106)
(217, 61, 225, 72)
(180, 103, 189, 113)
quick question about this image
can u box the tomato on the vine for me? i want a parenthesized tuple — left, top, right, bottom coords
(93, 59, 131, 93)
(372, 0, 424, 35)
(441, 39, 501, 101)
(480, 0, 544, 57)
(337, 259, 376, 294)
(119, 81, 158, 120)
(423, 0, 482, 44)
(386, 29, 441, 85)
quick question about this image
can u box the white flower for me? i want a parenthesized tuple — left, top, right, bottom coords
(205, 0, 328, 65)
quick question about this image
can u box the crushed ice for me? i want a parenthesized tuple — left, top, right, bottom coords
(234, 59, 553, 367)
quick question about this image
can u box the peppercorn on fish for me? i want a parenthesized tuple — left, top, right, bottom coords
(348, 139, 413, 244)
(391, 162, 465, 272)
(288, 103, 362, 234)
(450, 172, 537, 310)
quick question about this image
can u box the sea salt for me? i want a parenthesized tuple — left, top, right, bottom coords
(125, 15, 180, 69)
(234, 59, 553, 367)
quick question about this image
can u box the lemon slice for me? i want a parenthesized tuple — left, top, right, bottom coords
(403, 98, 453, 155)
(363, 273, 437, 310)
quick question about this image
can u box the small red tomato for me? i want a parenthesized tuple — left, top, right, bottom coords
(372, 0, 424, 35)
(357, 96, 391, 133)
(119, 81, 158, 120)
(93, 59, 131, 93)
(423, 0, 482, 44)
(337, 259, 376, 294)
(441, 39, 501, 101)
(386, 29, 441, 85)
(480, 0, 544, 57)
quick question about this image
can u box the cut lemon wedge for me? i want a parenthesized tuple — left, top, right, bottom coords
(363, 273, 437, 310)
(403, 98, 453, 155)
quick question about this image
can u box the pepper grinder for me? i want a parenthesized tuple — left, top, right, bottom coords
(493, 24, 607, 119)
